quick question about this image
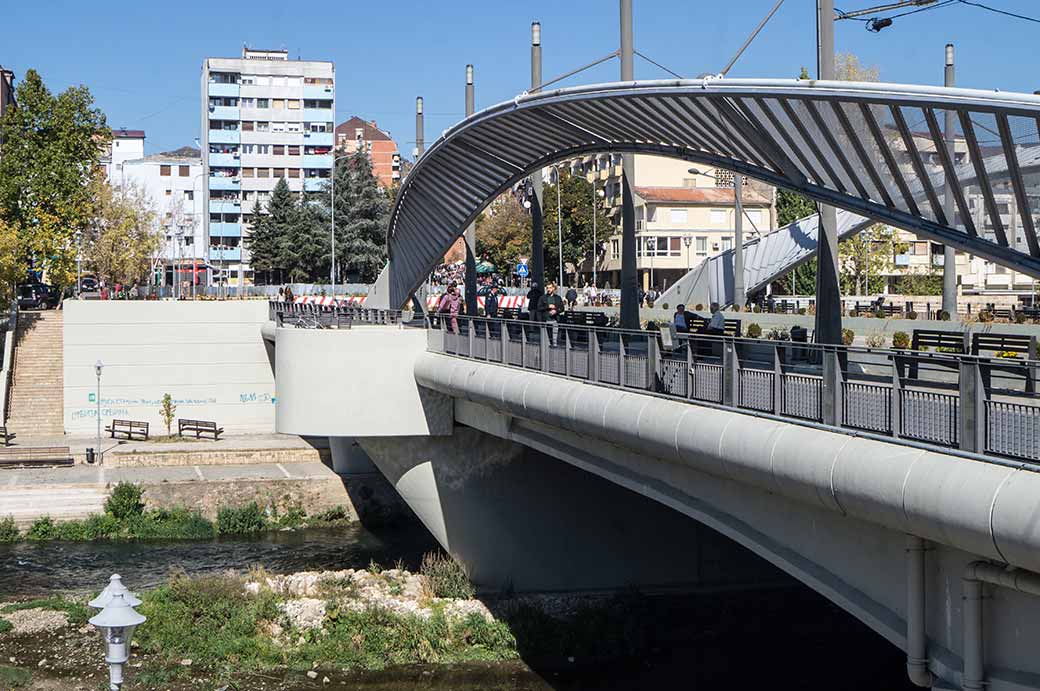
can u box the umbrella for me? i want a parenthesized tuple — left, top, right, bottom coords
(475, 261, 496, 274)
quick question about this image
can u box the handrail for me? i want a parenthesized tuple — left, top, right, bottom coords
(0, 302, 17, 425)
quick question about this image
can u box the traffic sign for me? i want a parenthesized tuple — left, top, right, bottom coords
(516, 262, 529, 277)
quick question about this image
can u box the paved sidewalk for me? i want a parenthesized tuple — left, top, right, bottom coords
(2, 432, 327, 455)
(1, 459, 338, 488)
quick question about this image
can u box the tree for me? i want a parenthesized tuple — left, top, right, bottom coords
(243, 199, 279, 284)
(86, 181, 160, 288)
(540, 169, 612, 286)
(839, 224, 902, 295)
(329, 151, 388, 283)
(476, 194, 532, 273)
(0, 217, 24, 304)
(771, 189, 819, 295)
(159, 393, 176, 436)
(0, 69, 108, 288)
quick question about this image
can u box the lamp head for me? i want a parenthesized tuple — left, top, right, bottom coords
(415, 97, 423, 115)
(466, 64, 473, 85)
(945, 43, 954, 67)
(94, 360, 103, 377)
(90, 574, 142, 609)
(531, 22, 541, 47)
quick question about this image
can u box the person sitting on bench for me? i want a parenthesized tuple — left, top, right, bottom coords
(674, 304, 689, 333)
(699, 303, 726, 336)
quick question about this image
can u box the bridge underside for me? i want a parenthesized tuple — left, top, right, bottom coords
(375, 79, 1040, 309)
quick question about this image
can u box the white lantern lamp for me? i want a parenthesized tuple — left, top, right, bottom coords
(89, 574, 142, 609)
(89, 590, 146, 691)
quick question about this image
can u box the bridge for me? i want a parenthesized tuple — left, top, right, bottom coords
(268, 300, 1040, 691)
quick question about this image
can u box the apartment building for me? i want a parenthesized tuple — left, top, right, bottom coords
(102, 128, 145, 186)
(565, 154, 776, 290)
(335, 116, 400, 188)
(120, 152, 206, 287)
(0, 65, 14, 153)
(201, 47, 335, 286)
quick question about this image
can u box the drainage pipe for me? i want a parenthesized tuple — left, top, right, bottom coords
(906, 535, 935, 687)
(962, 562, 1040, 691)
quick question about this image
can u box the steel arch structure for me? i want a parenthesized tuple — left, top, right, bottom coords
(379, 78, 1040, 309)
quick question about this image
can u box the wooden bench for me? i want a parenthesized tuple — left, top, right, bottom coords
(894, 329, 968, 381)
(0, 426, 8, 447)
(178, 419, 223, 440)
(558, 311, 609, 328)
(104, 419, 149, 441)
(972, 332, 1038, 393)
(686, 315, 743, 337)
(0, 446, 74, 469)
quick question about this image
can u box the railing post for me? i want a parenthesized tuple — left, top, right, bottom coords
(822, 347, 843, 427)
(723, 337, 739, 407)
(891, 361, 903, 438)
(772, 344, 783, 414)
(591, 329, 600, 383)
(619, 334, 627, 388)
(468, 317, 475, 358)
(686, 336, 695, 400)
(648, 333, 659, 392)
(520, 324, 527, 368)
(540, 323, 549, 372)
(564, 327, 572, 377)
(500, 320, 508, 364)
(959, 359, 986, 453)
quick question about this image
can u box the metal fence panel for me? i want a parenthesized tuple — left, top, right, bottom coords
(986, 400, 1040, 461)
(843, 382, 891, 434)
(782, 374, 822, 422)
(599, 351, 621, 385)
(692, 363, 723, 403)
(661, 358, 688, 397)
(624, 355, 649, 389)
(901, 389, 959, 447)
(739, 369, 775, 412)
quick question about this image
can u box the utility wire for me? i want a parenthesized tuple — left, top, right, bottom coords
(720, 0, 787, 76)
(955, 0, 1040, 24)
(532, 51, 619, 92)
(633, 50, 685, 79)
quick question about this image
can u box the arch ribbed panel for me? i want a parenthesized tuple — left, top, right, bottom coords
(385, 78, 1040, 308)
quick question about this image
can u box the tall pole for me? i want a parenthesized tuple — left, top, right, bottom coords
(95, 366, 101, 465)
(619, 0, 639, 330)
(814, 0, 842, 344)
(331, 152, 336, 294)
(529, 23, 545, 290)
(942, 44, 957, 317)
(556, 167, 564, 287)
(591, 168, 598, 288)
(464, 65, 479, 316)
(416, 97, 424, 157)
(733, 173, 745, 309)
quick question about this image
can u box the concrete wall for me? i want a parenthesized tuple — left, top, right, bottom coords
(63, 301, 275, 435)
(274, 325, 452, 438)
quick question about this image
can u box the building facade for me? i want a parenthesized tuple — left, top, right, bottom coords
(335, 116, 400, 188)
(201, 47, 335, 286)
(0, 65, 14, 153)
(120, 152, 206, 289)
(102, 128, 145, 186)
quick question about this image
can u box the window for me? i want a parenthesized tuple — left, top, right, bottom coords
(612, 239, 620, 257)
(288, 168, 300, 178)
(160, 165, 171, 176)
(164, 189, 172, 196)
(257, 168, 270, 178)
(179, 165, 190, 177)
(256, 122, 270, 132)
(271, 99, 285, 110)
(272, 168, 285, 179)
(242, 121, 254, 132)
(710, 209, 727, 224)
(287, 145, 300, 155)
(744, 210, 763, 227)
(256, 98, 269, 108)
(669, 237, 681, 256)
(240, 76, 254, 85)
(255, 76, 270, 86)
(256, 144, 269, 155)
(184, 191, 194, 200)
(286, 99, 300, 110)
(271, 122, 285, 132)
(241, 168, 255, 178)
(287, 122, 302, 133)
(241, 144, 254, 154)
(696, 237, 707, 256)
(273, 145, 285, 155)
(722, 237, 733, 251)
(240, 98, 255, 108)
(669, 209, 687, 225)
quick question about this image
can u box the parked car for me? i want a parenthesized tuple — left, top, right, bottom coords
(16, 283, 60, 310)
(79, 276, 99, 293)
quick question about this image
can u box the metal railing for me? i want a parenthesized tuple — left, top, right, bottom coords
(426, 314, 1040, 465)
(268, 301, 410, 328)
(0, 302, 15, 425)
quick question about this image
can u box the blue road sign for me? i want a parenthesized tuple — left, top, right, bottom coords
(516, 262, 529, 277)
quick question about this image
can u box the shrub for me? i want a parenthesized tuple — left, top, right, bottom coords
(106, 482, 145, 519)
(907, 311, 918, 320)
(0, 517, 18, 543)
(874, 310, 885, 320)
(865, 333, 886, 349)
(420, 551, 475, 600)
(841, 328, 855, 346)
(125, 508, 214, 540)
(159, 393, 177, 436)
(26, 516, 57, 541)
(217, 503, 268, 535)
(766, 328, 790, 341)
(938, 310, 951, 321)
(892, 331, 911, 349)
(752, 305, 760, 313)
(797, 307, 807, 315)
(746, 323, 762, 339)
(978, 310, 994, 323)
(0, 620, 12, 635)
(1015, 312, 1027, 324)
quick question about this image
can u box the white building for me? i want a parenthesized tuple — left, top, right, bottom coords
(120, 152, 207, 288)
(201, 47, 335, 286)
(103, 128, 145, 185)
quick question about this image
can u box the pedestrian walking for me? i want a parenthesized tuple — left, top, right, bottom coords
(537, 282, 565, 346)
(437, 283, 462, 334)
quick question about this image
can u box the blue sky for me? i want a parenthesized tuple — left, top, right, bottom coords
(5, 1, 1039, 155)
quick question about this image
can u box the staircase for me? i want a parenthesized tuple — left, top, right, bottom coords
(5, 311, 64, 438)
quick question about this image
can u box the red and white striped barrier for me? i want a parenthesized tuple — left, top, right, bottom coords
(291, 293, 530, 311)
(294, 296, 366, 306)
(426, 294, 528, 311)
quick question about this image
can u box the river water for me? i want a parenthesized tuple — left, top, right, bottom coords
(0, 524, 917, 690)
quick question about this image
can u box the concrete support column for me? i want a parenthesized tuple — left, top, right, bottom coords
(329, 437, 378, 474)
(618, 0, 640, 330)
(942, 44, 958, 318)
(464, 65, 478, 316)
(529, 23, 545, 290)
(814, 0, 842, 345)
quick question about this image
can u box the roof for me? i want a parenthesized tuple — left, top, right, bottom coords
(112, 128, 145, 139)
(336, 116, 393, 142)
(635, 186, 770, 205)
(125, 151, 201, 165)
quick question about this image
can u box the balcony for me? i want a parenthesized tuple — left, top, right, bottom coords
(208, 82, 240, 98)
(894, 254, 911, 267)
(208, 152, 241, 167)
(209, 176, 240, 191)
(208, 105, 240, 120)
(209, 199, 241, 214)
(208, 129, 240, 145)
(303, 85, 335, 100)
(302, 154, 333, 169)
(303, 178, 328, 192)
(210, 222, 242, 237)
(303, 131, 333, 146)
(210, 247, 242, 262)
(303, 108, 333, 122)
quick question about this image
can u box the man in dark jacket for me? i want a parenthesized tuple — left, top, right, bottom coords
(565, 285, 578, 308)
(537, 282, 565, 345)
(526, 282, 543, 320)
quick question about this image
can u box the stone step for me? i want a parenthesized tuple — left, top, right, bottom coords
(0, 487, 106, 526)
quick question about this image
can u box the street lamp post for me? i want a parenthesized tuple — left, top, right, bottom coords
(94, 360, 103, 465)
(590, 169, 605, 288)
(555, 166, 563, 287)
(89, 575, 145, 691)
(683, 235, 693, 274)
(646, 236, 656, 291)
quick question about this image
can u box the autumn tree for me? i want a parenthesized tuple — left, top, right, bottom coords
(0, 218, 24, 303)
(0, 69, 108, 288)
(541, 169, 612, 286)
(86, 181, 160, 288)
(476, 194, 531, 273)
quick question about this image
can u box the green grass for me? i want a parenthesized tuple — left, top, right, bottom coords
(0, 516, 18, 543)
(0, 619, 12, 634)
(0, 665, 30, 687)
(420, 551, 475, 600)
(1, 596, 91, 625)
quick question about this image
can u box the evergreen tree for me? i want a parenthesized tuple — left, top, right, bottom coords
(243, 199, 279, 284)
(265, 179, 305, 281)
(331, 151, 389, 283)
(292, 192, 330, 283)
